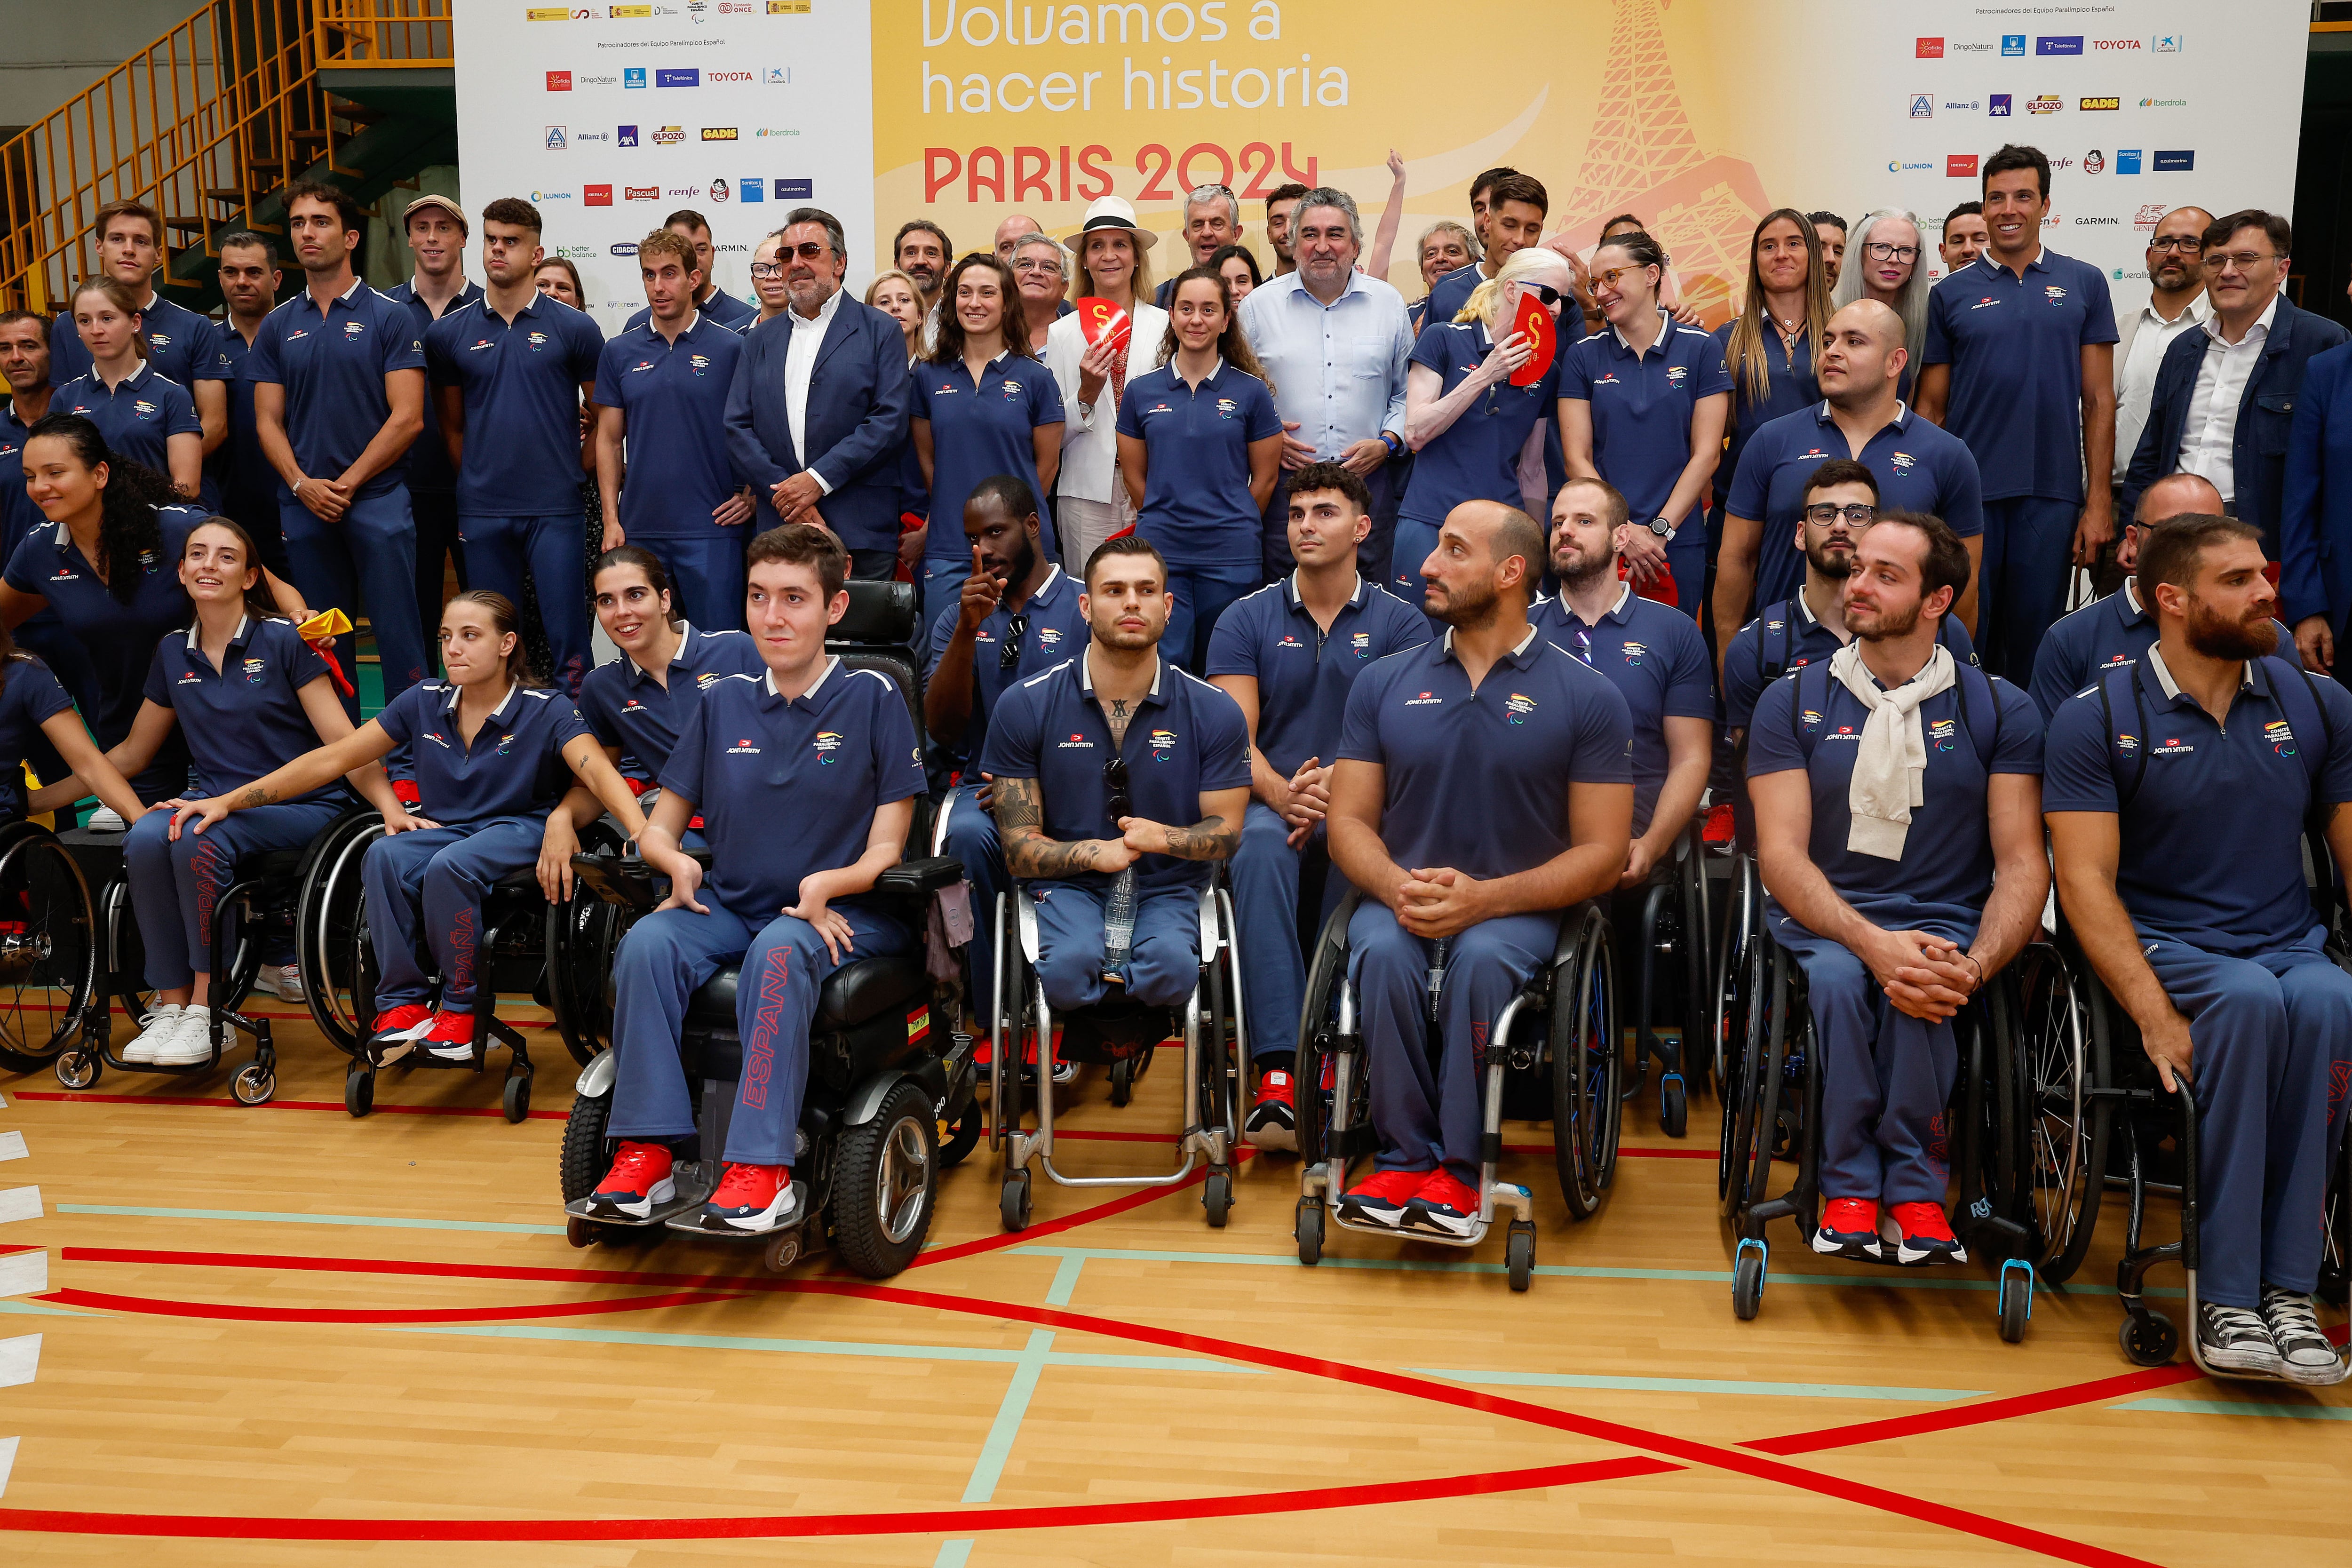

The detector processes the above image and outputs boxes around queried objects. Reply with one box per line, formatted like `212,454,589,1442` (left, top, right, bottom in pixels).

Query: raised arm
1364,150,1407,281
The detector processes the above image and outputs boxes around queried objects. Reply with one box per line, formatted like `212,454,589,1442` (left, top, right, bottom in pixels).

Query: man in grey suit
723,207,913,580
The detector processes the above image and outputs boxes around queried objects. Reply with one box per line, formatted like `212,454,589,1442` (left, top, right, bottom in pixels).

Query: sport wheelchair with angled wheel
0,820,101,1082
1291,890,1620,1291
1616,818,1710,1138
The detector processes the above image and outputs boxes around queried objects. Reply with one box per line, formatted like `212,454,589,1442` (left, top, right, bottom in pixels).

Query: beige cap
401,193,468,228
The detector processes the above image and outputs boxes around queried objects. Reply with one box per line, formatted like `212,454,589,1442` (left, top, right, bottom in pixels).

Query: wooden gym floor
0,996,2344,1567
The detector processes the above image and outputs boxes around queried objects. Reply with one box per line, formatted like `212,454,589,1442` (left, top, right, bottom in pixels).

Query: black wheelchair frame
1618,819,1709,1138
0,820,102,1081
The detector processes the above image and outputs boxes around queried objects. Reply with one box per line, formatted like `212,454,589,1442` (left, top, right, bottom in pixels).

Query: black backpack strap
1756,598,1796,685
2096,664,2151,808
1954,661,2001,764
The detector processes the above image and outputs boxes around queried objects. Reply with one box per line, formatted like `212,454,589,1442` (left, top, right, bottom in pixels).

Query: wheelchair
0,820,102,1082
988,870,1247,1229
1291,890,1620,1291
1718,911,2040,1342
49,807,374,1105
1616,818,1710,1138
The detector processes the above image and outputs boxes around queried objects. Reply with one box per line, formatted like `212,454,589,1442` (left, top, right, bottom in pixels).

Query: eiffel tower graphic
1559,0,1772,328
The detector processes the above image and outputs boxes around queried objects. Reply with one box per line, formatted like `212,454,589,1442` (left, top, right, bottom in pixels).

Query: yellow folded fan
296,609,358,697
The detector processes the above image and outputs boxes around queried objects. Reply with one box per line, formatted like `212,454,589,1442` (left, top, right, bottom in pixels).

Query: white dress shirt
2112,292,2209,483
1236,269,1413,460
2177,294,2278,502
784,285,844,493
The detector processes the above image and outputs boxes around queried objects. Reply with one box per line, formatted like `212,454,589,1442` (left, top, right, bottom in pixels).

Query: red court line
0,1456,1675,1542
41,1286,744,1325
908,1147,1244,1269
1748,1364,2207,1457
13,1090,568,1121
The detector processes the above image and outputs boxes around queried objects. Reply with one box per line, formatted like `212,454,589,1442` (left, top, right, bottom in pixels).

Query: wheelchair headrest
831,580,916,645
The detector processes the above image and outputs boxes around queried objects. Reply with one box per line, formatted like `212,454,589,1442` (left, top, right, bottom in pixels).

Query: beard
1804,539,1855,579
1552,549,1614,594
1429,573,1501,629
1849,597,1921,642
2185,597,2278,661
988,536,1037,593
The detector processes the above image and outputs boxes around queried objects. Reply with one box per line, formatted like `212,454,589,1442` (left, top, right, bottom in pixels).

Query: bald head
2138,472,2225,528
1832,297,1903,347
993,214,1042,261
1818,298,1908,408
1423,500,1543,625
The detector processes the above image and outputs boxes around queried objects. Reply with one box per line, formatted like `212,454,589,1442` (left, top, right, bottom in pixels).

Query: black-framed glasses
1863,241,1919,263
748,262,785,279
1103,756,1132,820
1804,502,1878,526
1511,283,1563,306
1569,625,1595,666
998,611,1029,671
2147,234,2202,253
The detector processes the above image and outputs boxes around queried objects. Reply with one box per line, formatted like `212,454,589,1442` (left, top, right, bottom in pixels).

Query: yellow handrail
318,0,453,68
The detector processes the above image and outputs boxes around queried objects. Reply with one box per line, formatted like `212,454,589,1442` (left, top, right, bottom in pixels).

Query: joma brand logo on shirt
726,737,763,754
1404,691,1443,706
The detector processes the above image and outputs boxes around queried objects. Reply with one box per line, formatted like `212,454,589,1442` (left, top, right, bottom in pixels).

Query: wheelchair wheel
938,1104,983,1169
1709,852,1761,1100
2018,943,2108,1284
1732,944,1799,1220
345,1064,374,1118
835,1080,938,1278
1292,898,1357,1172
560,1089,613,1204
2119,1309,2179,1367
294,815,385,1058
545,824,627,1067
1716,889,1771,1217
2322,1129,2351,1308
0,826,97,1073
1551,906,1621,1220
1295,1198,1324,1265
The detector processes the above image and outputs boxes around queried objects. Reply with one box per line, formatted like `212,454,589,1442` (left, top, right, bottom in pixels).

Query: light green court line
57,1203,567,1236
1410,1368,1986,1402
963,1329,1054,1504
366,1320,1263,1374
0,1299,83,1317
2115,1397,2352,1422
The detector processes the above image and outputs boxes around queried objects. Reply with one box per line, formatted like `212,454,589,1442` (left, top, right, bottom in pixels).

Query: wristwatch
1646,516,1675,541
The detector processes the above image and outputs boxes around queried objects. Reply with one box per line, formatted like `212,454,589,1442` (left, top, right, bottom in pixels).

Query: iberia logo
1149,728,1177,760
814,729,842,763
1504,692,1537,724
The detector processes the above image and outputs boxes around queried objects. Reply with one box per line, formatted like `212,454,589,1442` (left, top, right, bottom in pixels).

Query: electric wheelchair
1290,889,1620,1290
556,581,983,1278
1616,818,1710,1138
1716,906,2041,1341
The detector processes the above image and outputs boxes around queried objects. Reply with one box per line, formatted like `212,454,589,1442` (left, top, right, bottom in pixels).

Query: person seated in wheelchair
1205,462,1428,1150
171,589,647,1060
58,519,411,1066
573,544,763,845
587,523,926,1234
2026,473,2227,722
1327,499,1635,1236
978,534,1251,1032
1748,511,2046,1265
924,475,1091,1051
1531,476,1712,885
1720,461,1978,744
2045,514,2352,1384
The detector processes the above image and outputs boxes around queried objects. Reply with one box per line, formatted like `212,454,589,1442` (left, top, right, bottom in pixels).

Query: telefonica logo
2037,35,2082,55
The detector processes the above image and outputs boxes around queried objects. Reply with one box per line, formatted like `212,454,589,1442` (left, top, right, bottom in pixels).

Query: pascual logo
1915,37,1943,57
652,124,685,144
625,184,660,200
2027,95,2063,114
700,126,738,140
2080,97,2120,111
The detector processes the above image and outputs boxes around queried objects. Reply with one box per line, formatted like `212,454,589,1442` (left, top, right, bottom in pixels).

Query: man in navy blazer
723,207,911,580
2281,339,2352,669
2120,209,2347,569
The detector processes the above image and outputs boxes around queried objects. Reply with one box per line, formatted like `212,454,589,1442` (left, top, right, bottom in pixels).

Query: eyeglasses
1012,258,1063,275
1590,265,1653,293
1804,503,1878,526
2146,235,2202,253
1569,625,1595,666
2202,251,2279,273
1103,756,1132,821
998,611,1028,672
779,240,830,261
748,262,784,279
1863,241,1919,263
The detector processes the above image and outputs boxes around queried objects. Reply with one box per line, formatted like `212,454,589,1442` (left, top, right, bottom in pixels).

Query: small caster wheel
1109,1054,1134,1107
1203,1168,1232,1228
938,1106,983,1169
1998,1263,2032,1344
1507,1222,1536,1292
1295,1200,1324,1266
54,1047,97,1090
344,1065,374,1118
1660,1077,1688,1139
1000,1170,1033,1232
762,1228,803,1273
1732,1242,1767,1321
503,1072,532,1124
2119,1310,2179,1367
565,1215,604,1249
231,1063,275,1106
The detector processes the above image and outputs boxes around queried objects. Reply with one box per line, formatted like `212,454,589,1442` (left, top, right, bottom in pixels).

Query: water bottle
1425,937,1449,1022
1103,867,1137,980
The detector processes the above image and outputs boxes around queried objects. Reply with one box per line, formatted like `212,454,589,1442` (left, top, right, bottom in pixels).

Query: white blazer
1043,300,1170,504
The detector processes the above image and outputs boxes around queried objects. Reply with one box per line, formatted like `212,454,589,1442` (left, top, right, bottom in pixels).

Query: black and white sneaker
2259,1284,2348,1385
2196,1299,2285,1377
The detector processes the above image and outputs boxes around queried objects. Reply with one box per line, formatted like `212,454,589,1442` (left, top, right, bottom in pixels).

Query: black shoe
2196,1299,2285,1377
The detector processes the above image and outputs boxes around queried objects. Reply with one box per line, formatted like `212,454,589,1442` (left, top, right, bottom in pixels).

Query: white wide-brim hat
1065,194,1159,253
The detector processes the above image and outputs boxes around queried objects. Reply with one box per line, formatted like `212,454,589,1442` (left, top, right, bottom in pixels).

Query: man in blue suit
2282,336,2352,672
2121,209,2347,575
723,207,913,581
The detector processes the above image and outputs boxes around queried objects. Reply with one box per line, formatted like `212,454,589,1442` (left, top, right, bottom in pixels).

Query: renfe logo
1915,37,1943,57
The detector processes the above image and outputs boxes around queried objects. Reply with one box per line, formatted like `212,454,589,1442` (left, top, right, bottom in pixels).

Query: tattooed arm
992,774,1142,879
166,718,399,837
1116,785,1250,862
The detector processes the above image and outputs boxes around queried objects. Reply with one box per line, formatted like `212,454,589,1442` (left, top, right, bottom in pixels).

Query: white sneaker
147,1009,216,1067
84,806,126,833
254,964,305,1003
119,1004,183,1063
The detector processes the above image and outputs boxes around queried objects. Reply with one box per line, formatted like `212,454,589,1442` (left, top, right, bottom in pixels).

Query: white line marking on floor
0,1251,43,1298
0,1188,38,1224
0,1335,37,1390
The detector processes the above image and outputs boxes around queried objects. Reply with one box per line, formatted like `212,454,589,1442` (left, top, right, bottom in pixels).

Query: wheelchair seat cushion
685,955,923,1033
247,847,306,883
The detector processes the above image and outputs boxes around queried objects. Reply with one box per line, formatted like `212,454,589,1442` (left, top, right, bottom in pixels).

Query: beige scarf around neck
1828,640,1957,860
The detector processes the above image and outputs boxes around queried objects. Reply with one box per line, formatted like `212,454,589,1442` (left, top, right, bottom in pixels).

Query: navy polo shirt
912,351,1065,561
425,294,605,517
1337,628,1635,882
1748,664,2042,931
54,364,200,478
625,285,756,335
1727,400,1986,607
1922,250,2118,504
3,504,200,748
212,329,277,521
142,615,342,802
1423,262,1486,335
2043,653,2352,956
1398,320,1562,526
1531,584,1714,833
659,657,925,916
1558,312,1732,535
592,315,745,540
244,279,428,502
1205,572,1430,778
1722,590,1979,731
385,279,485,497
923,563,1091,764
978,653,1253,892
1709,322,1820,503
578,623,765,782
0,656,75,819
371,679,593,829
49,290,227,394
0,403,51,565
1115,358,1282,567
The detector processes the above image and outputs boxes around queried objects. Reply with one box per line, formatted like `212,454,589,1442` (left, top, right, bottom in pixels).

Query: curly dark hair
24,413,183,605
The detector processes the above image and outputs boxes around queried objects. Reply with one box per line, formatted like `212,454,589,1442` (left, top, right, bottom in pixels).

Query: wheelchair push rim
0,825,97,1070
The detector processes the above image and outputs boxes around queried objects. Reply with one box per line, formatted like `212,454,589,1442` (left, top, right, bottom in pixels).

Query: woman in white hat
1043,196,1170,569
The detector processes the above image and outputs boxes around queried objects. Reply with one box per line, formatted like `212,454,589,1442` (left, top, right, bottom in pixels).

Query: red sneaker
1244,1068,1296,1151
588,1141,675,1218
1701,801,1736,845
1890,1201,1966,1265
705,1162,800,1233
1812,1196,1882,1260
367,1003,432,1049
418,1009,477,1059
1404,1168,1482,1237
1337,1168,1424,1228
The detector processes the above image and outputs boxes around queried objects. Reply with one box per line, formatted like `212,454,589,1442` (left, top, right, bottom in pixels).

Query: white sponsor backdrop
453,1,875,334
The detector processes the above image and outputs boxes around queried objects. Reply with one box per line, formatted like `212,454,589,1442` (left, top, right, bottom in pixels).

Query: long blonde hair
1454,246,1573,330
1722,208,1830,406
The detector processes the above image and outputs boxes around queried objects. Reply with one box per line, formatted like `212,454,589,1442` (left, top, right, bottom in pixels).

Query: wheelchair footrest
566,1177,711,1228
663,1180,812,1239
